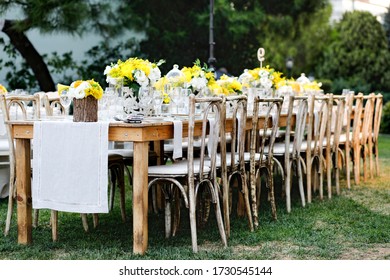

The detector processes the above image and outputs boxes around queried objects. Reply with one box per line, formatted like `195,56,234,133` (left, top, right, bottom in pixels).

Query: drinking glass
59,89,71,115
169,87,182,114
138,87,153,115
109,78,124,117
180,88,191,114
152,90,163,116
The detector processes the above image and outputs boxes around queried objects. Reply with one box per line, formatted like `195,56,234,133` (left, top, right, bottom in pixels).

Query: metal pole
208,0,216,70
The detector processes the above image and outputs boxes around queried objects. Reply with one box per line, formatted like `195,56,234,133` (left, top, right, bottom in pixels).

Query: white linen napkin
172,119,183,159
32,121,109,213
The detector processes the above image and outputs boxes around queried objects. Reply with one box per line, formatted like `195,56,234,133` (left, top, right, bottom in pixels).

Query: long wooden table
10,115,290,255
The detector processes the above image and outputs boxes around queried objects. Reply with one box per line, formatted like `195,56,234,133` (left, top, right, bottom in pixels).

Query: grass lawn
0,136,389,260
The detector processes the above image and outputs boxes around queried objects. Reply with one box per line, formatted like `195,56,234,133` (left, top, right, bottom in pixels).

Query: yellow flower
105,57,164,89
63,79,103,100
216,75,242,95
57,83,70,94
0,84,8,94
85,79,103,100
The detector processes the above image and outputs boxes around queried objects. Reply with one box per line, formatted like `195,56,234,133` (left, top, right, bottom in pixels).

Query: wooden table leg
133,141,149,254
16,139,32,244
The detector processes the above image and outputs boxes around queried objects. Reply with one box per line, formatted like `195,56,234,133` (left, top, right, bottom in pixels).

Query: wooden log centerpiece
73,95,98,122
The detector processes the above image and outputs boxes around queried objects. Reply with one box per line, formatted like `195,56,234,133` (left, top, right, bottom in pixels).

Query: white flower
260,78,272,89
190,77,207,91
134,70,149,87
259,69,269,78
149,67,161,85
69,81,90,99
103,65,112,76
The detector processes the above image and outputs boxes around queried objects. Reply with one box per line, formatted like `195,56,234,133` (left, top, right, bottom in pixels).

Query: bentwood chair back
0,93,41,236
327,94,346,196
303,93,330,202
221,94,252,238
272,94,308,213
250,96,283,228
349,94,364,185
372,93,383,176
360,94,376,182
42,91,66,116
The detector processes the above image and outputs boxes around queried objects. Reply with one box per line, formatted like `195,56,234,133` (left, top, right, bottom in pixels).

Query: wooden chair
371,93,383,176
0,93,41,236
42,91,66,116
359,93,376,183
272,94,308,213
338,92,361,188
303,94,330,202
249,96,283,228
327,94,346,196
219,95,252,238
147,94,227,253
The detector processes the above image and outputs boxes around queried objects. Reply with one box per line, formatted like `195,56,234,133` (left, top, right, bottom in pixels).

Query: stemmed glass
138,87,153,115
169,87,182,114
180,88,191,114
152,90,163,117
59,89,72,116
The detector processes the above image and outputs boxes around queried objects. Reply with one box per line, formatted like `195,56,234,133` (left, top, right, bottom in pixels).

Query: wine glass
152,90,163,117
169,87,182,114
180,88,191,114
138,87,153,115
59,90,71,116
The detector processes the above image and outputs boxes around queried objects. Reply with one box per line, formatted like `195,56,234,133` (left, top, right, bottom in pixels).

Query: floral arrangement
214,74,242,95
181,59,216,93
0,84,7,94
276,77,322,95
57,80,103,100
104,57,164,92
239,66,285,90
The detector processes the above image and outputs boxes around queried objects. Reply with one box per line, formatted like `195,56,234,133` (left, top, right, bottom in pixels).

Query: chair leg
4,183,14,236
363,144,368,182
345,142,351,189
51,210,58,242
214,201,228,248
252,171,260,228
109,170,115,211
81,214,89,232
188,187,198,253
268,171,277,220
327,152,332,200
241,176,253,232
375,142,380,176
368,139,374,179
297,161,306,208
164,199,172,238
172,188,181,237
353,145,361,185
285,163,291,213
92,214,99,228
319,158,324,200
306,157,312,203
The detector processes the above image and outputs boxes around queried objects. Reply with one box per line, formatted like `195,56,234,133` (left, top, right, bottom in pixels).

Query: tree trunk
1,20,55,91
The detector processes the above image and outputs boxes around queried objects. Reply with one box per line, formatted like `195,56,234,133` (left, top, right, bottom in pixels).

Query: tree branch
2,19,55,91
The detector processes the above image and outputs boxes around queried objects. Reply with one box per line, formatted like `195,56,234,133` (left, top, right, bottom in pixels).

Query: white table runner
32,121,109,213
